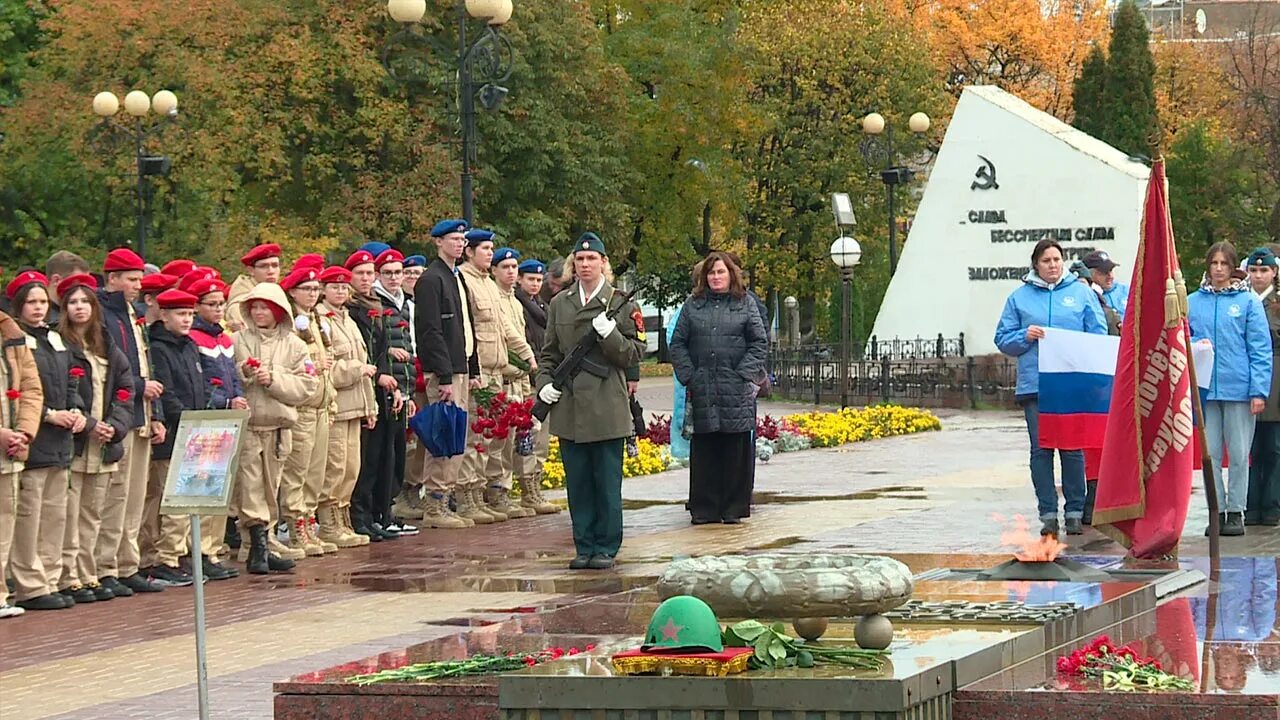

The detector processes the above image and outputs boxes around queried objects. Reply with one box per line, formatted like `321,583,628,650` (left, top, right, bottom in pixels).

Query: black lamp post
91,89,178,258
384,0,515,225
828,236,862,409
858,111,930,276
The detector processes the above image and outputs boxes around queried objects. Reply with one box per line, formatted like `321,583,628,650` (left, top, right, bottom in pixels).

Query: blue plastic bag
667,306,689,461
409,402,468,458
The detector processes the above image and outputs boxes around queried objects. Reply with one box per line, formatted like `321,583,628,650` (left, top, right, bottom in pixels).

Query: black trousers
688,431,754,522
352,396,406,525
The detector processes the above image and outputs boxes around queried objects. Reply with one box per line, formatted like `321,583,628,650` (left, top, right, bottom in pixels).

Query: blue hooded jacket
1187,277,1272,401
1102,282,1129,320
994,270,1108,397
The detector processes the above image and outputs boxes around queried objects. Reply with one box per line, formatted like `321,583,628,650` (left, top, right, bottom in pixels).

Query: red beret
140,273,178,296
160,259,197,278
344,250,375,270
280,266,321,292
5,270,48,301
177,267,219,294
319,266,352,284
103,248,145,274
185,278,224,299
375,249,405,269
157,289,198,310
240,243,282,267
294,253,325,272
56,273,98,300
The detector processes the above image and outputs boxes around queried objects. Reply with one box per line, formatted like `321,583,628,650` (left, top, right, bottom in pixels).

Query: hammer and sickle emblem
971,155,999,191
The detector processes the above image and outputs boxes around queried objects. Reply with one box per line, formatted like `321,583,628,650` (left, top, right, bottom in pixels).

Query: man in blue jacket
1082,251,1129,321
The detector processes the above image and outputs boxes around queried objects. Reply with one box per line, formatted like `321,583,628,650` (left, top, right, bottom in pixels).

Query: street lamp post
829,236,862,409
783,295,798,347
859,111,929,276
384,0,515,224
91,89,179,258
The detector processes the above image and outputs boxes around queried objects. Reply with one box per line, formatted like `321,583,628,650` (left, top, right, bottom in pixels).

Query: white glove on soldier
538,384,563,404
592,313,617,339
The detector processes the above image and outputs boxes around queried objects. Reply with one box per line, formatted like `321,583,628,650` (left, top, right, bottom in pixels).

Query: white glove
294,314,310,332
538,384,563,404
592,313,617,339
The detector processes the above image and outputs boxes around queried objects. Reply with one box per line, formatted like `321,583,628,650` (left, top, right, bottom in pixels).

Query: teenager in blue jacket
994,238,1107,537
1188,241,1273,537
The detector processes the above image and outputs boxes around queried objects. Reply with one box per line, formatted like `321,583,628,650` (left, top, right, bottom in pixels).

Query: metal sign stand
189,515,211,720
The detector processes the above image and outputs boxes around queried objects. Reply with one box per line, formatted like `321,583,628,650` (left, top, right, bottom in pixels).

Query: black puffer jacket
670,292,768,434
22,324,79,469
148,322,207,461
68,338,134,465
516,287,546,354
98,290,156,428
374,284,415,393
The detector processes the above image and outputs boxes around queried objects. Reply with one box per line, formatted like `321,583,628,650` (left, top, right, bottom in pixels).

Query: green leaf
731,620,769,642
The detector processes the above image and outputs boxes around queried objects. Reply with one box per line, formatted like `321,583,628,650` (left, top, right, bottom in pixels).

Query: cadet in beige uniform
0,304,45,617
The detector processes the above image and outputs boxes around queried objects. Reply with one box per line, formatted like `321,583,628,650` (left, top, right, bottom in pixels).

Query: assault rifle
532,288,638,422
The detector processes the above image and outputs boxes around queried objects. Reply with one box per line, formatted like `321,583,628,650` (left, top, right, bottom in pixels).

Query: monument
871,85,1150,357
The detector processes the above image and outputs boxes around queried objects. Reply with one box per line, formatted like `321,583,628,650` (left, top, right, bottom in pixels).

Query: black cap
1081,251,1118,272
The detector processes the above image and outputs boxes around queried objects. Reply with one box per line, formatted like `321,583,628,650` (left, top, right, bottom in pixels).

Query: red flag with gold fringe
1093,159,1195,558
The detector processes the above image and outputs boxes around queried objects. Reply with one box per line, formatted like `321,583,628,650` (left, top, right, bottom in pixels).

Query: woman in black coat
670,252,768,524
57,277,134,603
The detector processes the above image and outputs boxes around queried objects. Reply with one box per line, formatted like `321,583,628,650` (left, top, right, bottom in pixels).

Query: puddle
753,486,927,504
751,536,807,550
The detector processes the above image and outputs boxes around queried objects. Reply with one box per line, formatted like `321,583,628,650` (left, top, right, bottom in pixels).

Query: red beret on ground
294,253,325,272
375,249,405,269
185,278,223,299
160,259,197,278
344,250,375,270
240,243,282,267
280,266,321,292
319,266,352,284
56,273,98,299
103,248,145,274
157,289,198,310
140,273,179,296
5,270,47,301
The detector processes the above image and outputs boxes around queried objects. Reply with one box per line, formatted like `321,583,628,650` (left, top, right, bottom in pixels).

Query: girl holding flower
0,294,44,619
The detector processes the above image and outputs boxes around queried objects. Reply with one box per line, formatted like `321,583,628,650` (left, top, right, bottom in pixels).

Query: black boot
267,553,295,572
225,517,241,551
247,526,270,575
1083,480,1097,526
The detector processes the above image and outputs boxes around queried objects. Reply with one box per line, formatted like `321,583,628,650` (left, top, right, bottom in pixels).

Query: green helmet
642,596,723,653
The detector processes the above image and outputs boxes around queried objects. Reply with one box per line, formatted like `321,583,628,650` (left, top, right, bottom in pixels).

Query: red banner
1093,159,1195,558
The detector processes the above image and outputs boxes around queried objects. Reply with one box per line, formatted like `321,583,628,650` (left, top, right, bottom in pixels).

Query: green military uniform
536,234,644,565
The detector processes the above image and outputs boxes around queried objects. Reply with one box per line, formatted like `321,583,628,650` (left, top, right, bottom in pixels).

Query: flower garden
538,405,943,490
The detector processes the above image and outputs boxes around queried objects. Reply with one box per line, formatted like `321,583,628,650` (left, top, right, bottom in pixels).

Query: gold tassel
1164,278,1179,329
1174,269,1188,317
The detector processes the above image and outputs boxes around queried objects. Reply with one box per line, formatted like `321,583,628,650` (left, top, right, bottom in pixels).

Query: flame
997,514,1068,562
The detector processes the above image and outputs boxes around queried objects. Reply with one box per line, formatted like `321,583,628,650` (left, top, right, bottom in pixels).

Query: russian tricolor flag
1039,328,1214,451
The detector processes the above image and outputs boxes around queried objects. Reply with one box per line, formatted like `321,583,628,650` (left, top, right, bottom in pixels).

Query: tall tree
0,0,44,107
1071,44,1107,138
1102,0,1158,157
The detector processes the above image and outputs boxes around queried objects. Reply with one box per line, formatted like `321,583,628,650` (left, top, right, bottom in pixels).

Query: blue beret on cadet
430,219,468,238
574,232,606,256
465,228,496,247
359,241,392,257
491,247,521,267
1247,247,1279,268
518,259,545,275
403,254,427,269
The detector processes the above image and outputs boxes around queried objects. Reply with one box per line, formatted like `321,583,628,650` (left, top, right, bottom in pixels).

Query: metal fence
863,333,966,361
771,345,1019,409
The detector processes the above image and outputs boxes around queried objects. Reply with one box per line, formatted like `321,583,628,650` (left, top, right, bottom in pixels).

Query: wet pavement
2,390,1278,719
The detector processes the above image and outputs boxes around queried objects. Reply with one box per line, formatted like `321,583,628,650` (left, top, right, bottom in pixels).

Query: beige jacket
0,310,43,472
232,283,319,431
322,301,376,422
224,274,256,332
460,263,534,377
293,304,337,411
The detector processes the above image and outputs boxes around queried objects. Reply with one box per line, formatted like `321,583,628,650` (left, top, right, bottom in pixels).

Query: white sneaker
387,521,419,536
0,602,26,618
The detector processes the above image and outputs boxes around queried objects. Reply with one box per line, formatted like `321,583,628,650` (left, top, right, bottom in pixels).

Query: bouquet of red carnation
470,386,536,452
1055,634,1191,692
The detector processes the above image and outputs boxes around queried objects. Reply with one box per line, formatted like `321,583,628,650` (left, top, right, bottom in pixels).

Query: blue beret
430,219,468,238
574,232,606,256
1248,247,1278,268
518,259,545,275
359,241,391,257
465,228,496,247
402,254,427,268
491,247,521,267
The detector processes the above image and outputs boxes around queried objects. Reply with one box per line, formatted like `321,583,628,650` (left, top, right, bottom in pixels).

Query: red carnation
367,309,379,319
399,321,409,329
383,309,394,317
246,357,261,369
135,317,145,326
210,377,224,387
116,389,132,403
5,389,20,400
326,311,336,318
69,367,86,379
474,443,486,453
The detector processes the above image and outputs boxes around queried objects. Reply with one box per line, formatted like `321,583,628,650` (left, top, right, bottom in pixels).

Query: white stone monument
870,85,1150,357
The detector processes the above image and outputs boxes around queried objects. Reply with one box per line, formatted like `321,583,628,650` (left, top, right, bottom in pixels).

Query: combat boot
473,484,508,521
455,486,496,524
392,486,427,521
518,477,560,514
339,506,371,546
247,526,270,575
487,485,534,518
316,505,365,549
308,517,338,554
420,491,471,529
289,518,325,557
269,533,306,561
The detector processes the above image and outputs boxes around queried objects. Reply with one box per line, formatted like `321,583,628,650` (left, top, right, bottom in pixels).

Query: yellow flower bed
533,406,940,489
783,405,942,448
